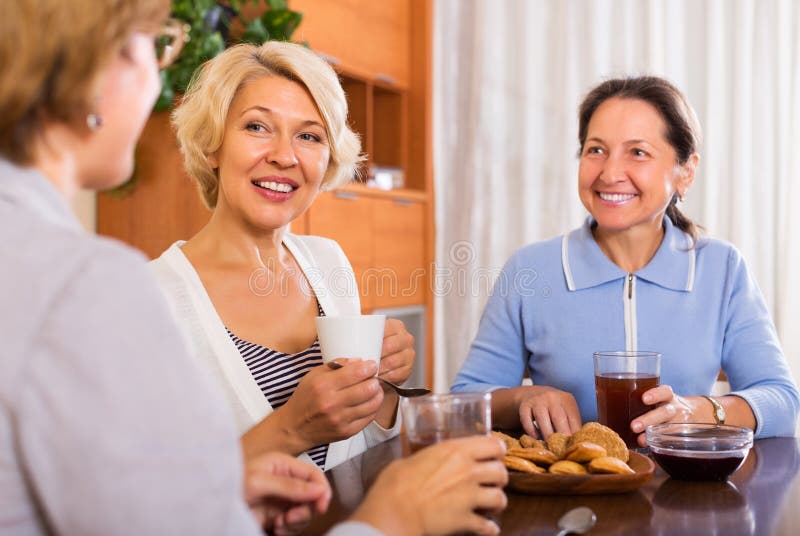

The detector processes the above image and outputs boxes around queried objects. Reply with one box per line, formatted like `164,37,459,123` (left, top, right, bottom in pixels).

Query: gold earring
678,193,685,203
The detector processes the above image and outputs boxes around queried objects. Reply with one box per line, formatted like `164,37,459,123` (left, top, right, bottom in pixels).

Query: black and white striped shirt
227,308,328,469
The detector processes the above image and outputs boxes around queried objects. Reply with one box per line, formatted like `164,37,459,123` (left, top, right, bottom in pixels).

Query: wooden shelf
335,183,427,203
336,70,409,188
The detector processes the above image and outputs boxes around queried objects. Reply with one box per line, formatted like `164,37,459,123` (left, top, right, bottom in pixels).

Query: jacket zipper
624,273,637,352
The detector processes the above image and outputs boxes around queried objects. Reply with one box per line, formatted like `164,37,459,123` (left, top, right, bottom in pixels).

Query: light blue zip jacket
452,217,799,438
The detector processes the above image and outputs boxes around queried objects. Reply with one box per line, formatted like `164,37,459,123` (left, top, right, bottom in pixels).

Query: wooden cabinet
97,113,210,259
371,197,425,307
306,189,427,312
304,190,375,308
338,74,409,179
290,0,410,86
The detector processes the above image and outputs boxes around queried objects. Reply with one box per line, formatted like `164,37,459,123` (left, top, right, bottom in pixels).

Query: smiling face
208,74,330,231
578,97,695,235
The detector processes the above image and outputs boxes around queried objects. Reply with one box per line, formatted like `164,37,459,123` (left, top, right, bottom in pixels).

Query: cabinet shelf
336,68,410,189
334,182,427,203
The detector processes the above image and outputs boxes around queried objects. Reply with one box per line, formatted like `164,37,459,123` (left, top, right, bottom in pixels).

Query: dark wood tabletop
307,436,800,535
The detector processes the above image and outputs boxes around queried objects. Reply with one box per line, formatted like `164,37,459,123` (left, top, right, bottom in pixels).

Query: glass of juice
594,351,661,448
400,392,491,454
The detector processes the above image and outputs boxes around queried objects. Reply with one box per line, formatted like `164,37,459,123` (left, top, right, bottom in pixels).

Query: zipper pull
628,273,633,299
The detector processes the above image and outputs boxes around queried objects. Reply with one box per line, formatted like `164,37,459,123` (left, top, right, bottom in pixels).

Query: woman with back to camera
452,76,799,446
0,2,509,534
0,0,334,532
149,41,414,469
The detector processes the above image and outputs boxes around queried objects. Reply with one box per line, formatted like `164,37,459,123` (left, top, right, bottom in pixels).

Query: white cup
315,315,386,369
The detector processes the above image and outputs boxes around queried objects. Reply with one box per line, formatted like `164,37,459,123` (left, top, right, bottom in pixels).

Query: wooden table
307,437,800,535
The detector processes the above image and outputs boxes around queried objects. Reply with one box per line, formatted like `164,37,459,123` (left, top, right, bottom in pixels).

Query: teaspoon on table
326,361,431,397
555,506,596,536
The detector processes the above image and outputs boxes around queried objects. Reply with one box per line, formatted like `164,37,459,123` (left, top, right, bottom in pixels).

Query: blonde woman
150,41,414,470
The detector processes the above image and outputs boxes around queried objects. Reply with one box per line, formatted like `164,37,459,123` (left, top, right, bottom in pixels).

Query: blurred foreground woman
0,1,507,535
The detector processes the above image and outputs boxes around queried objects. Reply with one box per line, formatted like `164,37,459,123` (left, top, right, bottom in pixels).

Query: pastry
587,456,635,475
503,455,545,474
548,460,589,475
492,430,521,450
546,432,571,459
569,422,629,462
564,441,607,463
507,447,558,467
520,434,547,450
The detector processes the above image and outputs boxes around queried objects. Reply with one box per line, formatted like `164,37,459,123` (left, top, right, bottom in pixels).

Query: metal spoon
555,506,596,536
326,361,431,397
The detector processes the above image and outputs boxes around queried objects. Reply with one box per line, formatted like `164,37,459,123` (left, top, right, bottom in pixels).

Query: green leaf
242,17,268,45
154,70,175,111
261,10,302,41
267,0,288,10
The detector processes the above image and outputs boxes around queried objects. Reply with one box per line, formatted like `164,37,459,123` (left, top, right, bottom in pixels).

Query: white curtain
432,0,800,394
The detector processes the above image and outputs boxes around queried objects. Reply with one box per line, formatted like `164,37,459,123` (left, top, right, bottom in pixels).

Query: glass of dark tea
594,351,661,448
400,393,492,454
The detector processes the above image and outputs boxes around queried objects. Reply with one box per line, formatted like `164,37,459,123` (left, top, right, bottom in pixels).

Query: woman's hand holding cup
277,358,383,451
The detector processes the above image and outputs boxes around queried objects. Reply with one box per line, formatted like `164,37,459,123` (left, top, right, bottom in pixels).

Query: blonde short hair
173,41,363,209
0,0,168,165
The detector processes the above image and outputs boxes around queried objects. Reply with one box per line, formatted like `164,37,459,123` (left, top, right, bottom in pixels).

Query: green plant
155,0,302,111
106,0,302,199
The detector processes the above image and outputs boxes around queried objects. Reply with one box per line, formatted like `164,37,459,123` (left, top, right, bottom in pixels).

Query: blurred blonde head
0,0,168,165
173,41,363,209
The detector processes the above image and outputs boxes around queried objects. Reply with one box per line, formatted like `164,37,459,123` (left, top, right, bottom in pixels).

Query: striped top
227,306,328,469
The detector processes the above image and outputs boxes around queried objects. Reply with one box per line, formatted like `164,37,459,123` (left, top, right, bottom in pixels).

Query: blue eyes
299,133,321,142
244,122,322,143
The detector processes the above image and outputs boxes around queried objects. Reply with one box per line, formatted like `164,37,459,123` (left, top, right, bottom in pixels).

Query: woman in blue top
452,76,799,446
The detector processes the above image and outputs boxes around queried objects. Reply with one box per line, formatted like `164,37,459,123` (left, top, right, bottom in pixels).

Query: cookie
503,455,545,474
546,432,571,459
564,441,607,463
520,434,547,450
548,460,589,475
587,456,635,475
569,422,629,462
507,447,558,467
492,430,521,451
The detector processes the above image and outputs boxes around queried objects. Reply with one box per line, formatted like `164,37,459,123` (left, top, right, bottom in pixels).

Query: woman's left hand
378,318,415,386
245,452,332,535
629,384,709,447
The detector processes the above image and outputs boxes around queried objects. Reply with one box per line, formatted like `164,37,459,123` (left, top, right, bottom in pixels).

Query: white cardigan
149,233,400,470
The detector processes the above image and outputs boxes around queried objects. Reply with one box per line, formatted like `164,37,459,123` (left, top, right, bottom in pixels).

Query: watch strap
703,395,726,425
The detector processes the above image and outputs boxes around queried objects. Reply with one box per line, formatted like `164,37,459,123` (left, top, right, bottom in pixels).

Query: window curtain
432,0,800,395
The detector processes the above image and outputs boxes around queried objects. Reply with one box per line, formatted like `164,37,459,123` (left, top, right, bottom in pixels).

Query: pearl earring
86,113,103,131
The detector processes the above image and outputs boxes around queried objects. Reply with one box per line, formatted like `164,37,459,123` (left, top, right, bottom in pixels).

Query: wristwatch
703,395,726,425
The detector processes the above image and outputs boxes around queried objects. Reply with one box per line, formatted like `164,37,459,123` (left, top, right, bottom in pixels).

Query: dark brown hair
0,0,169,165
578,76,702,246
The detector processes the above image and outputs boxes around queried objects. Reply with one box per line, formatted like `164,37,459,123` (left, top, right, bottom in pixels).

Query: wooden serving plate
506,451,655,495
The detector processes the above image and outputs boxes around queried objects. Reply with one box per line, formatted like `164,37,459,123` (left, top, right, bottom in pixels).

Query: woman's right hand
349,435,508,536
275,358,384,452
517,386,582,439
